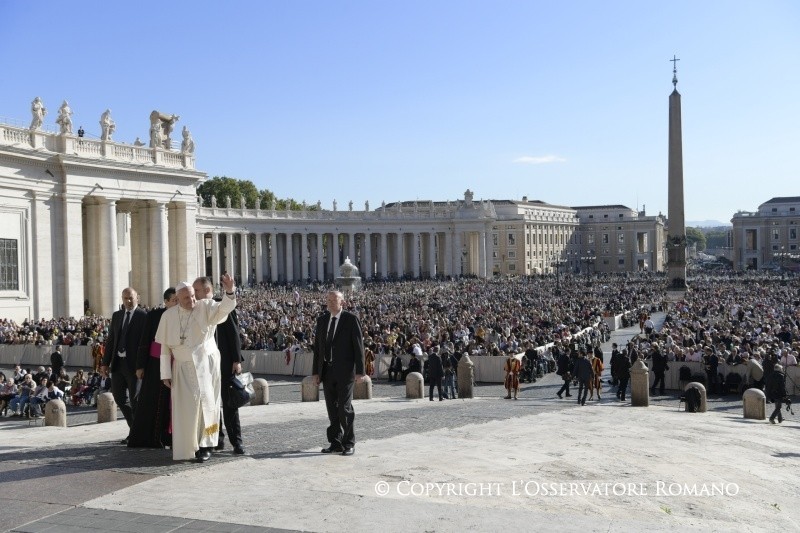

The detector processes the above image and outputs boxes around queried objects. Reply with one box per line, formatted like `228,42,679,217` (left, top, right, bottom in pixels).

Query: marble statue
225,196,231,209
211,195,217,208
240,195,246,209
365,200,369,211
316,200,322,210
149,121,163,148
149,110,180,149
464,189,474,206
180,126,195,154
269,198,275,211
381,201,386,210
133,137,146,146
302,200,307,212
29,97,46,131
348,200,353,211
333,199,337,211
55,100,72,134
256,197,261,210
100,109,115,141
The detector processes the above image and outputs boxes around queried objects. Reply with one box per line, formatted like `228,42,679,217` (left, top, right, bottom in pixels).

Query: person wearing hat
765,363,787,424
155,274,237,462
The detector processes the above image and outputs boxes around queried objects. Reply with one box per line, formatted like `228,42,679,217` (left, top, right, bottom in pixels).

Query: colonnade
198,228,492,284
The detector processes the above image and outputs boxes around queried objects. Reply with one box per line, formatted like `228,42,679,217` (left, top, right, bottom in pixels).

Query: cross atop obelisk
666,55,687,291
670,55,680,88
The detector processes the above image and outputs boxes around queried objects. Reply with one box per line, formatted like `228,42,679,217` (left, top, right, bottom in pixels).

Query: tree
199,176,320,210
685,227,707,251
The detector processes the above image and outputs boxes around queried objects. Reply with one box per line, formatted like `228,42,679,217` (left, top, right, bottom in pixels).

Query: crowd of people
1,271,797,421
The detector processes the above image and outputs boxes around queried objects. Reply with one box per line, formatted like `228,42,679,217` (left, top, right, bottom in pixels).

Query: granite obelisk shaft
667,87,687,289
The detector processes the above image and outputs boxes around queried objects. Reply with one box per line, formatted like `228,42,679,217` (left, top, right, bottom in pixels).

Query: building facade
731,196,800,271
0,105,204,322
1,104,666,323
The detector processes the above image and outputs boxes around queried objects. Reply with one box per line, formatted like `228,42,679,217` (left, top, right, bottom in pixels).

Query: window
618,234,624,243
526,234,530,245
619,214,623,218
773,229,780,241
618,247,625,254
602,234,609,244
604,214,609,219
508,251,516,259
492,251,498,258
0,239,19,291
508,264,516,271
772,245,779,251
589,215,594,219
508,233,516,246
791,228,797,240
492,234,498,246
618,259,625,265
588,234,595,245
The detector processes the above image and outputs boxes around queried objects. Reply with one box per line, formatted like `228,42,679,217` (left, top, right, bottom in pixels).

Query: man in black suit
193,277,245,455
50,346,64,383
312,290,365,456
102,287,147,444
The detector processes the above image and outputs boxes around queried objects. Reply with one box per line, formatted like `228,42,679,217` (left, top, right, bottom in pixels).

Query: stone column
255,233,264,284
270,232,278,282
348,232,356,263
285,233,294,282
441,232,451,277
174,202,198,283
225,232,235,280
100,198,119,317
300,232,309,281
316,232,325,281
363,232,372,279
149,201,169,306
31,192,54,319
453,230,463,276
331,233,341,279
395,232,404,277
240,231,249,286
412,232,420,278
478,230,487,278
211,232,220,288
379,232,388,279
83,199,100,314
427,231,436,278
197,233,206,277
167,203,179,284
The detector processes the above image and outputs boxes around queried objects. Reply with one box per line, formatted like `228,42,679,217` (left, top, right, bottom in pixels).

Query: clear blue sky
2,1,798,224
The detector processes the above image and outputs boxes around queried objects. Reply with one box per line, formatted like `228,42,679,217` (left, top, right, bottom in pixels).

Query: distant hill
687,220,731,228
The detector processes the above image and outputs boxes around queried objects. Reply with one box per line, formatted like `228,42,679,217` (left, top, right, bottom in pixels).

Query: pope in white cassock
155,274,237,462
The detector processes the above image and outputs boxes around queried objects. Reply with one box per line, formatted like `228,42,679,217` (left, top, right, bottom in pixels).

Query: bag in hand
226,372,254,409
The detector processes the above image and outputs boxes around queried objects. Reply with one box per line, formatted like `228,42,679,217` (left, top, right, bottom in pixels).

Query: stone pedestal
630,360,650,407
684,382,708,413
251,378,269,405
97,392,117,423
354,376,373,400
457,354,475,399
742,388,766,420
405,372,424,399
44,399,67,427
301,376,319,402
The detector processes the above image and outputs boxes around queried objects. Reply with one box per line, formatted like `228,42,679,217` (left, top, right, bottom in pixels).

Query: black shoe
321,445,344,454
120,438,129,445
215,442,225,451
557,393,562,399
341,447,355,456
195,449,212,463
770,418,776,424
565,394,572,397
233,446,245,455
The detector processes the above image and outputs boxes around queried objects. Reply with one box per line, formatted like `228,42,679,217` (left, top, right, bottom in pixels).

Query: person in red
504,354,521,400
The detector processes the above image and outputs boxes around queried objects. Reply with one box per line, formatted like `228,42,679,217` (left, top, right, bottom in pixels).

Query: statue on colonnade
29,97,46,130
56,100,73,134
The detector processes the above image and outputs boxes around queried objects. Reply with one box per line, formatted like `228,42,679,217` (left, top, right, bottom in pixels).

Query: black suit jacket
312,310,365,380
215,306,243,377
136,307,167,371
103,307,147,372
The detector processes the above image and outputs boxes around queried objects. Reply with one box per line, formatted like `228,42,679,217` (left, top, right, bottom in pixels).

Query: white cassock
155,295,236,460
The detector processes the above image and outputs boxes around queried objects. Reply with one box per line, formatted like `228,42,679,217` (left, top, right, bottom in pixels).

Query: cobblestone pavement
2,312,773,532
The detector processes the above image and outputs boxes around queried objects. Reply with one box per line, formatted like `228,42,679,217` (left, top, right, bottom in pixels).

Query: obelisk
666,55,687,290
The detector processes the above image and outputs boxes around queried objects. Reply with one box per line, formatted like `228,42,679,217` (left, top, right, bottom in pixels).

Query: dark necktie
325,316,337,363
118,311,131,353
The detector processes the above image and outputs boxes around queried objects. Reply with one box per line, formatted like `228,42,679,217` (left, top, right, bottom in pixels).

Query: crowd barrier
645,360,800,395
0,345,94,369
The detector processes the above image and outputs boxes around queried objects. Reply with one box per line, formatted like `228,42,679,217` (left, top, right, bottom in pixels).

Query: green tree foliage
686,226,707,251
704,229,729,249
198,176,315,210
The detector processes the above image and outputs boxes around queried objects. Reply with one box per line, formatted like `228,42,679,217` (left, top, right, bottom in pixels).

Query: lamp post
550,253,565,294
581,254,596,285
